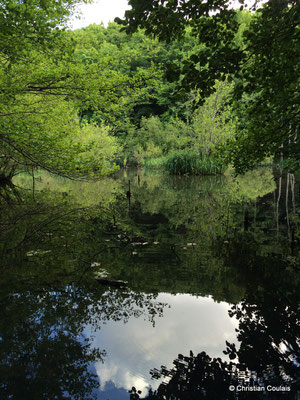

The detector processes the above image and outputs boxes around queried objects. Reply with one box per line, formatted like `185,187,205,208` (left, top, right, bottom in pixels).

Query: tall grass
165,151,226,175
144,151,226,175
143,157,166,170
198,155,227,175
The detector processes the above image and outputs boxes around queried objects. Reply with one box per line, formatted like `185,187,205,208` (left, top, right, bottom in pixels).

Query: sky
68,0,258,30
84,293,239,397
69,0,131,30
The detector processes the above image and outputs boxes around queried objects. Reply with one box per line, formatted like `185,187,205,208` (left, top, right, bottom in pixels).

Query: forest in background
0,0,299,180
72,21,239,175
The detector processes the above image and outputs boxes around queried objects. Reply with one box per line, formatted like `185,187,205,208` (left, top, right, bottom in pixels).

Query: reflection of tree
2,169,299,399
0,184,167,399
2,168,280,304
224,300,299,384
139,346,298,399
0,290,104,400
140,289,299,399
118,168,275,243
0,285,167,400
13,171,123,207
149,352,236,400
0,181,127,280
137,212,300,399
103,168,278,301
218,226,299,392
0,179,21,204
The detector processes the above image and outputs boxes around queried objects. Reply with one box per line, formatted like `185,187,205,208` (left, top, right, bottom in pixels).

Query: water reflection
140,284,299,399
88,294,238,396
0,168,298,399
0,285,167,399
0,287,104,399
128,274,299,399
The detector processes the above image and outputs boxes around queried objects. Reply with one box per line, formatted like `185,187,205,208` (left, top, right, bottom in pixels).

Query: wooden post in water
126,180,131,209
244,209,250,231
32,167,35,201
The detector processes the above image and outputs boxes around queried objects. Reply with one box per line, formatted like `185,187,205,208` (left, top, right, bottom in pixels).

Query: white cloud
68,0,263,31
69,0,131,30
85,293,239,396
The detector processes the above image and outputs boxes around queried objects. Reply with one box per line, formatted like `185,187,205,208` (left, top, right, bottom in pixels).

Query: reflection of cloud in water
86,293,238,396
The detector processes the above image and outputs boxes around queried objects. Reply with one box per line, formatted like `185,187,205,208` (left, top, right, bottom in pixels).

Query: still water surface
0,168,299,399
88,294,238,397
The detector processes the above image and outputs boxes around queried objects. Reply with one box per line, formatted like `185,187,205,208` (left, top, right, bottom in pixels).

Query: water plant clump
149,151,227,175
143,157,166,170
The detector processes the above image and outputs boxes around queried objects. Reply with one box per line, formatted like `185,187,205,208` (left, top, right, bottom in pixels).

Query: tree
71,23,199,132
117,0,300,173
0,0,128,179
222,2,300,173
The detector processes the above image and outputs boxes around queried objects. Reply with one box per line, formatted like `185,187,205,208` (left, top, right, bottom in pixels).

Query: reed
164,151,226,175
143,157,166,170
144,151,227,175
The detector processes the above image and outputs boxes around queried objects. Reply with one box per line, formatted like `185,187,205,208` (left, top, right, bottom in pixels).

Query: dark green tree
117,0,300,173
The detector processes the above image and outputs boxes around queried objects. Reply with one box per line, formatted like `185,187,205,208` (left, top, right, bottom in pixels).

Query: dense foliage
118,0,300,173
70,23,237,170
0,0,131,178
1,0,298,177
0,0,241,178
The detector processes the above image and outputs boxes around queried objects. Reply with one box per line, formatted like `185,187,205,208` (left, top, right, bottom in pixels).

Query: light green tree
0,0,130,179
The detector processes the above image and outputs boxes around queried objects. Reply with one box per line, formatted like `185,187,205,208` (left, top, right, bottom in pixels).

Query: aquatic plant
164,151,226,175
143,157,166,170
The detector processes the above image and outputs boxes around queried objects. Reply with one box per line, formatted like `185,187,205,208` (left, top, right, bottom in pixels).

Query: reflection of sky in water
85,293,239,398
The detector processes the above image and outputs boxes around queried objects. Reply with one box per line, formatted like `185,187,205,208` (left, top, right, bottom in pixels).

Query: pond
0,168,299,399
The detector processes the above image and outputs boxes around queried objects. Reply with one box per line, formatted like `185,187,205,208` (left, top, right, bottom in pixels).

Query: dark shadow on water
0,169,299,399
